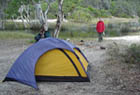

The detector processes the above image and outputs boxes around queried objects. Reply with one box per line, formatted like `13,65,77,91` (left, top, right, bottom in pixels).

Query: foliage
63,0,83,17
47,1,58,18
108,43,140,64
4,0,140,21
120,23,131,34
125,44,140,64
4,0,33,18
69,7,92,22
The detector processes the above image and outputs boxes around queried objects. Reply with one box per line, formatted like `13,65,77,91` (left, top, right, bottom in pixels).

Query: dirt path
0,37,140,95
105,35,140,43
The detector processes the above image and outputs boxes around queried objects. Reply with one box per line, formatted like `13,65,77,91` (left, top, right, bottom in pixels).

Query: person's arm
103,22,105,32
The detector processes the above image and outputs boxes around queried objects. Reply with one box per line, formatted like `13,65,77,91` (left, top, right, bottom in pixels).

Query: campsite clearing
0,38,140,95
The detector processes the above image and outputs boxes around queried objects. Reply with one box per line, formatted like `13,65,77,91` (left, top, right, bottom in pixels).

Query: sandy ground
0,36,140,95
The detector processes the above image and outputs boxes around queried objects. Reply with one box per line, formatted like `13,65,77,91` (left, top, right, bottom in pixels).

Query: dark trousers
98,33,103,42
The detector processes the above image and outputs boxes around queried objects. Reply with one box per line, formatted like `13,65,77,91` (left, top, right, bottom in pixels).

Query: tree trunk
54,0,64,38
0,0,7,30
18,5,28,28
34,2,51,33
31,0,55,36
35,3,45,25
24,5,32,27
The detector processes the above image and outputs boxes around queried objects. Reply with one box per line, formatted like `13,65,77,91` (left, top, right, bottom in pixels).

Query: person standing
96,18,105,42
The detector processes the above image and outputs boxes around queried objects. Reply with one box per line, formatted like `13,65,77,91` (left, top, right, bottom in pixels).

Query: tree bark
34,1,54,32
35,3,45,25
54,0,64,38
18,5,28,28
0,0,7,30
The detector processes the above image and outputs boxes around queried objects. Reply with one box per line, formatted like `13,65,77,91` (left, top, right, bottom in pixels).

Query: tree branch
45,3,50,16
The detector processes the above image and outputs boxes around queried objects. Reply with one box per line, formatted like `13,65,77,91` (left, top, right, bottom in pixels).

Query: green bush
117,13,131,18
120,23,131,34
100,9,111,17
87,6,111,18
108,43,140,65
125,44,140,64
70,10,92,23
48,13,57,19
91,8,101,17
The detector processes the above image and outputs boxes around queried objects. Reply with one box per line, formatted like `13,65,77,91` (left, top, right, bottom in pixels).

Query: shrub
125,44,140,64
100,9,111,17
108,43,140,64
87,6,111,18
117,13,131,18
48,13,57,19
70,9,92,23
120,23,131,34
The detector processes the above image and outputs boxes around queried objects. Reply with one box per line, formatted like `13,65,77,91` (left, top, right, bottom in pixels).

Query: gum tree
5,0,64,38
54,0,64,38
32,0,56,33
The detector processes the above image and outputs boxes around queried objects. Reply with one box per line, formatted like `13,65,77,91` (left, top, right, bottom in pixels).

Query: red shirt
96,21,105,33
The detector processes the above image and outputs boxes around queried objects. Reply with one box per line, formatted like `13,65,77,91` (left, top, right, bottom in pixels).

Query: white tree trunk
34,2,52,32
35,3,45,25
44,3,51,31
34,0,55,32
54,0,64,38
18,5,28,28
31,0,55,36
24,5,32,26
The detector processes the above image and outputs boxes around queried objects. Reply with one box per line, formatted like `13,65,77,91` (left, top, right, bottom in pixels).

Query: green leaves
126,44,140,64
70,8,92,22
4,0,140,20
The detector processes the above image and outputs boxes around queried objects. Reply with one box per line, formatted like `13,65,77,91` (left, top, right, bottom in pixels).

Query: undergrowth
108,42,140,64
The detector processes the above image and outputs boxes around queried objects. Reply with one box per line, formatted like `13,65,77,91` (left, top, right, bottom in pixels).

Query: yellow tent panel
64,49,87,77
35,49,78,76
35,48,89,82
74,49,88,71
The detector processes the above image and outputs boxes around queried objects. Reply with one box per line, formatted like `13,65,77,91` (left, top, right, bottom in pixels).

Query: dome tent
3,38,90,89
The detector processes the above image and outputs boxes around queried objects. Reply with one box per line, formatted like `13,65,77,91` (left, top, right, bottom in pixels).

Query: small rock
100,46,106,50
80,40,84,42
